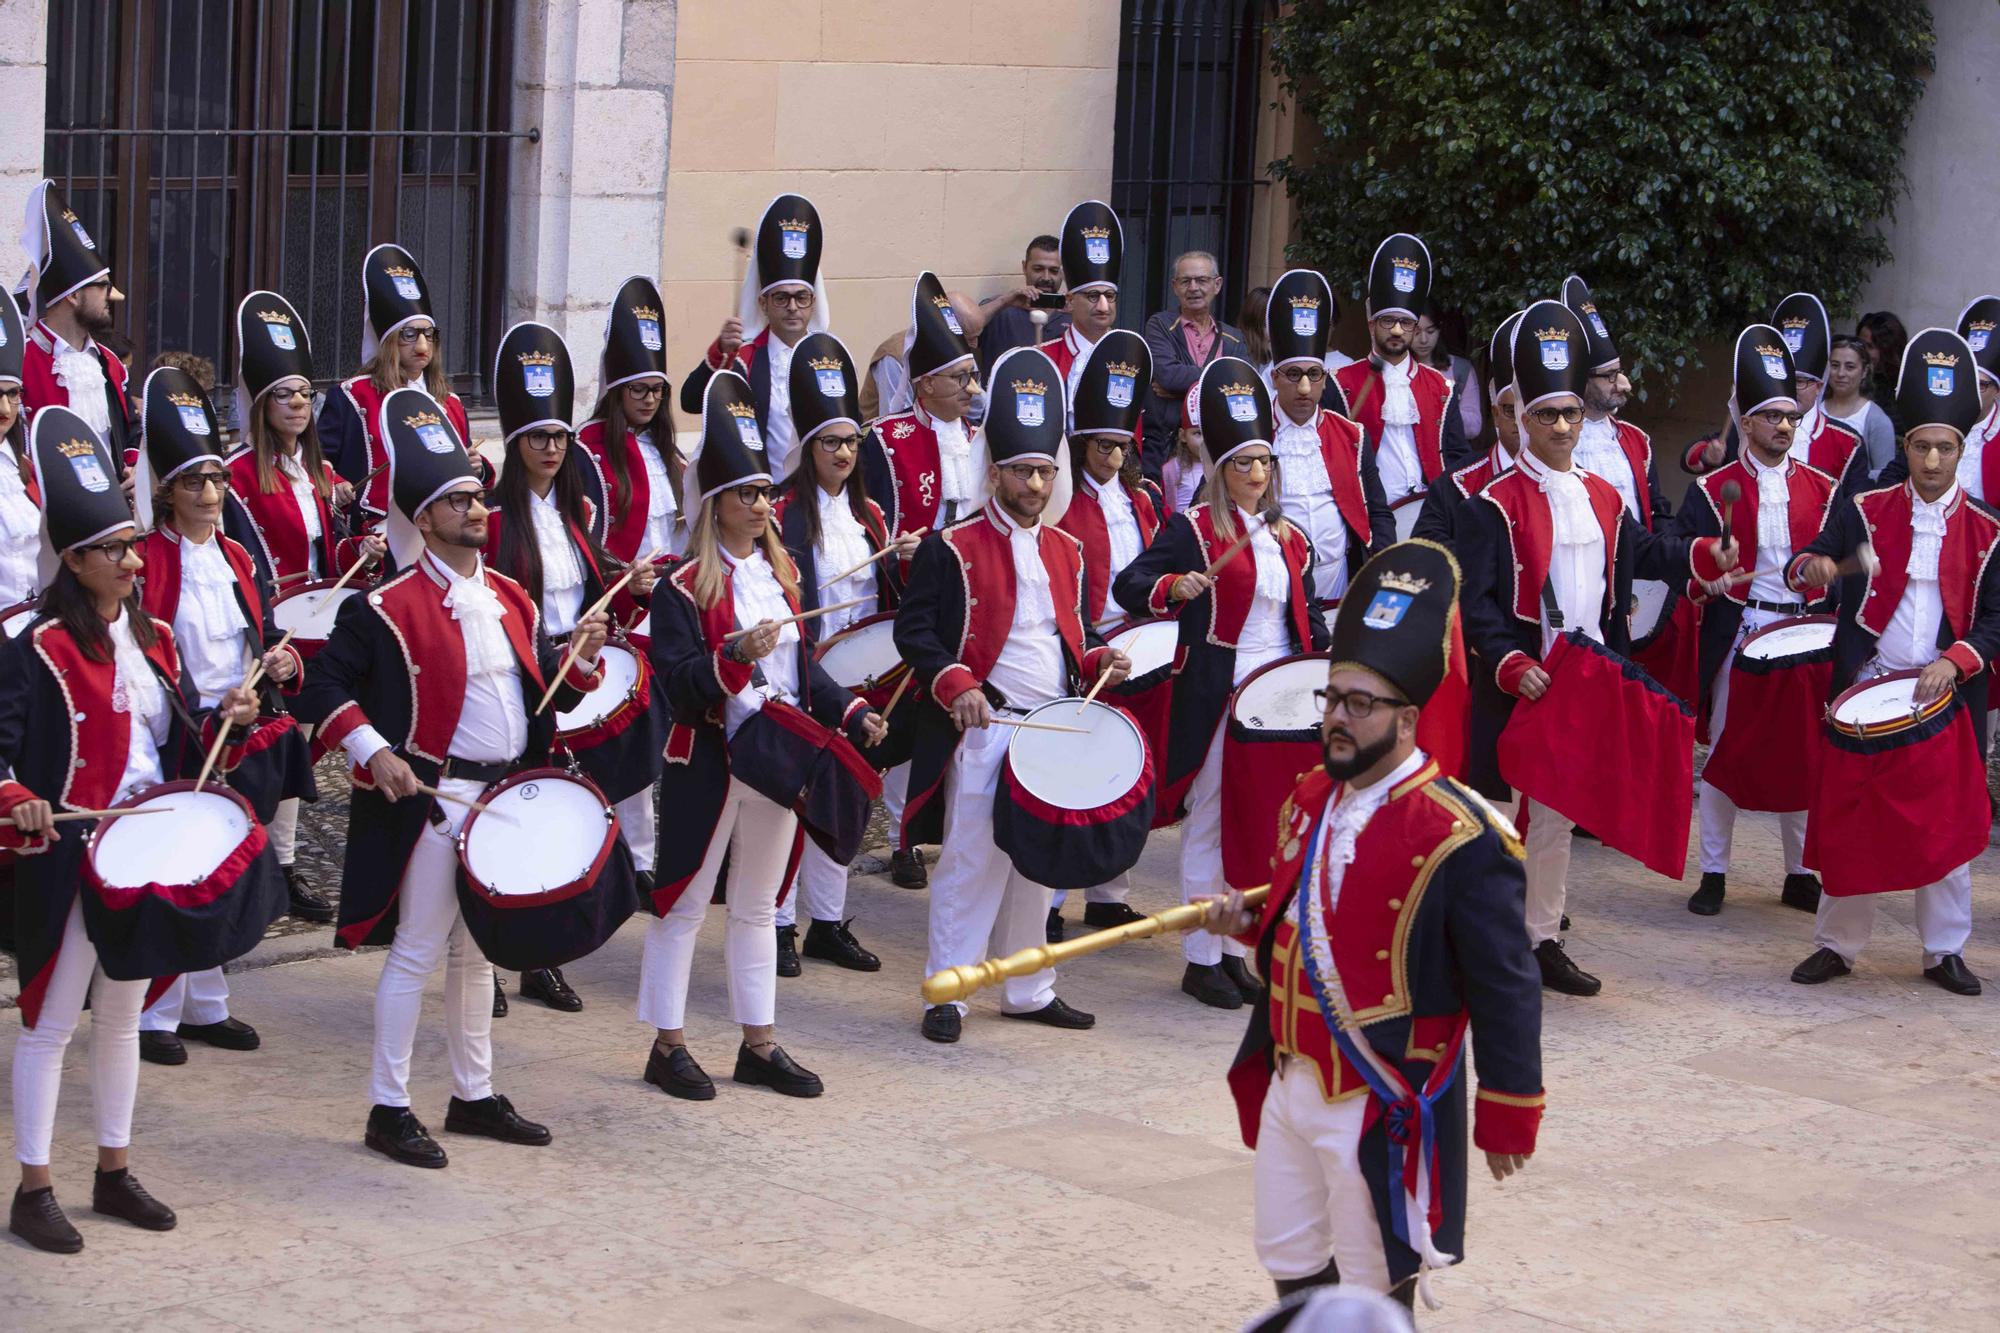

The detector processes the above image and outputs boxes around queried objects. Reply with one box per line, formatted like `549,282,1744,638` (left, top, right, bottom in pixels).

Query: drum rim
1387,492,1425,511
811,610,907,690
1005,696,1152,814
0,595,39,621
270,576,359,604
455,765,618,907
553,640,647,739
1827,667,1954,738
1229,650,1333,729
1103,616,1180,678
84,778,261,896
1737,612,1837,662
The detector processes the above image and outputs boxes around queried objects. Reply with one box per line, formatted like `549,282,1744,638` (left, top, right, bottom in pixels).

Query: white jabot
722,548,801,740
176,530,251,706
1958,404,1999,500
275,451,324,577
1235,507,1292,677
1374,356,1424,499
984,506,1066,710
527,487,585,635
1087,474,1142,623
816,487,877,631
108,608,168,801
763,336,800,478
632,428,682,558
1877,485,1954,673
1516,448,1607,651
1908,482,1954,582
431,554,530,762
0,445,41,602
1274,416,1334,494
1273,412,1349,601
48,328,111,438
1573,416,1640,520
1740,451,1799,605
929,406,978,508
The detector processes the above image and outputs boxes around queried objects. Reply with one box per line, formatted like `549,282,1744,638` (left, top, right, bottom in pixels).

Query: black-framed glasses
1276,365,1327,386
1908,437,1963,459
81,538,137,562
1750,409,1805,427
1373,316,1416,333
1495,402,1518,422
926,367,978,391
730,483,776,506
1528,406,1585,426
1226,452,1274,474
624,381,666,400
1313,686,1408,720
398,324,439,344
0,386,21,403
433,490,482,515
814,433,864,454
173,470,232,494
82,278,113,294
1174,273,1220,288
520,430,570,453
1087,438,1126,457
1589,367,1624,382
1075,290,1115,307
767,289,815,310
1002,464,1058,484
265,385,312,405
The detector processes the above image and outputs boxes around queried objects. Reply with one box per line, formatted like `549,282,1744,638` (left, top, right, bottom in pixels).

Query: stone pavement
3,810,2000,1331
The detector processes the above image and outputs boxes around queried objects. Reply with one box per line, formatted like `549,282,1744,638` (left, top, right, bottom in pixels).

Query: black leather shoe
519,968,583,1012
1219,954,1261,1004
1781,873,1823,913
283,864,336,923
365,1105,448,1169
138,1031,186,1066
1082,900,1146,929
91,1168,176,1231
1534,939,1602,996
890,847,928,889
1790,947,1852,985
776,925,802,978
10,1186,81,1253
178,1016,260,1051
803,917,881,971
734,1043,824,1097
444,1094,552,1145
491,975,508,1018
1561,914,1571,932
921,1005,962,1043
1924,954,1982,996
1182,962,1243,1010
1687,872,1726,916
644,1043,716,1100
1045,907,1065,944
1001,996,1095,1029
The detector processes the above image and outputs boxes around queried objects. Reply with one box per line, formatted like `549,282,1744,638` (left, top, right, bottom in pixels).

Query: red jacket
1333,357,1455,484
1057,474,1161,622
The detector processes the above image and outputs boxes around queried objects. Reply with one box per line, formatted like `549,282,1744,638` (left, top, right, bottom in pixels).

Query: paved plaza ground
3,807,1999,1331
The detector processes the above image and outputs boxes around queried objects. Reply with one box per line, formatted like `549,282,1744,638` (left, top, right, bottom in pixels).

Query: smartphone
1031,291,1066,311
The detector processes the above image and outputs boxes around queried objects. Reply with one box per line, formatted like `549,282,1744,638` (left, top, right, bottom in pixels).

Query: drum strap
1539,579,1563,631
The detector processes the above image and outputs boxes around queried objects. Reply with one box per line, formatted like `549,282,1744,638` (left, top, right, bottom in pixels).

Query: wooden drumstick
820,530,927,587
48,806,170,823
1201,515,1268,581
1739,541,1877,586
414,783,494,816
193,678,258,794
879,670,914,717
720,598,869,644
986,716,1089,735
266,548,377,663
534,551,658,716
1076,664,1115,715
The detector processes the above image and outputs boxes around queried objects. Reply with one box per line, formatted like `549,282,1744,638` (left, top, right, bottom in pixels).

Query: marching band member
1331,235,1470,498
898,348,1129,1044
3,407,260,1253
1788,328,2000,997
772,333,914,974
14,181,135,454
483,322,664,1011
1047,329,1162,938
1264,268,1393,603
1677,328,1837,917
0,296,40,608
131,368,314,1065
1114,358,1331,1011
678,194,830,479
1561,277,1671,527
1203,541,1545,1309
577,275,683,564
1412,311,1524,545
638,371,884,1098
317,244,475,532
1951,295,2000,502
225,291,381,925
1458,301,1735,998
1039,201,1127,414
293,388,609,1169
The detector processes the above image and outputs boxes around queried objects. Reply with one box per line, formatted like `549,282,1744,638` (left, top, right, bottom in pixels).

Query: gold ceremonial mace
921,884,1271,1004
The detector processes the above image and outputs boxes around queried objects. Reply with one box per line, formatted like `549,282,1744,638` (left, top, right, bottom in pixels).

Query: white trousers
370,779,494,1107
269,796,301,865
140,966,231,1032
1697,614,1808,876
925,724,1057,1015
1253,1057,1392,1290
1814,865,1974,968
1180,725,1251,966
11,901,146,1165
636,777,794,1030
1520,797,1574,946
775,839,849,929
616,785,658,875
883,762,911,850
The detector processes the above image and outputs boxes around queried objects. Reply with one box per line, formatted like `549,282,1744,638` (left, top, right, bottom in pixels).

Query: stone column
0,0,51,254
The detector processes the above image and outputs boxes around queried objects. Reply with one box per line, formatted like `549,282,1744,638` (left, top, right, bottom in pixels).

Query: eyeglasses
929,368,979,391
731,484,776,505
1528,406,1585,426
0,387,21,403
1495,402,1518,422
1174,274,1219,288
1313,686,1408,720
83,278,113,294
266,386,313,405
815,433,863,454
1373,316,1416,333
1276,365,1327,386
434,490,482,515
1087,438,1126,457
521,430,569,453
82,538,137,562
1075,291,1115,307
1908,438,1963,459
1002,464,1058,484
173,470,232,494
767,290,815,310
1226,453,1273,474
1750,409,1805,427
625,382,666,401
398,325,439,345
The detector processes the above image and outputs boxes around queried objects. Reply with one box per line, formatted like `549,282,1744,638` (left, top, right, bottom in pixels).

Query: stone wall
0,0,49,252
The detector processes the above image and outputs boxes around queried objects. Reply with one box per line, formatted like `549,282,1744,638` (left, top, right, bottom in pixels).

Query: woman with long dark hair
577,276,683,568
1856,310,1908,439
482,323,663,1014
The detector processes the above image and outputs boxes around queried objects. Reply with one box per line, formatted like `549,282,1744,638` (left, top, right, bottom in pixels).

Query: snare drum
82,781,288,982
1805,670,1991,896
454,767,640,971
552,640,665,803
1390,493,1425,542
1700,615,1835,812
1219,653,1329,890
271,578,359,658
0,598,38,638
1629,576,1699,705
813,612,908,709
993,698,1155,889
1628,579,1675,651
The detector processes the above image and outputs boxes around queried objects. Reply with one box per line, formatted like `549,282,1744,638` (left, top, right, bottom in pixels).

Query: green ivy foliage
1269,0,1935,402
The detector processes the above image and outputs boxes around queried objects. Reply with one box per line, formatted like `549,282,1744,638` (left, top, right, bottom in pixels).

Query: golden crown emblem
931,295,954,309
256,308,293,325
383,264,417,279
1391,257,1420,273
1011,378,1048,396
1754,344,1786,360
806,355,844,373
60,208,81,225
517,350,556,367
1106,361,1140,379
1218,381,1258,397
1781,316,1810,330
1288,294,1321,309
1533,326,1570,342
1078,225,1113,240
775,217,812,232
168,391,206,410
404,409,443,428
58,438,97,459
1971,319,1997,334
1925,350,1960,367
629,304,660,322
725,401,757,418
1379,570,1432,595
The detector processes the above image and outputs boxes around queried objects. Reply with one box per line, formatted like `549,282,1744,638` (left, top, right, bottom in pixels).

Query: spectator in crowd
1414,309,1484,444
1856,310,1907,437
1140,250,1246,477
1239,286,1273,376
1824,332,1898,479
975,235,1069,372
859,287,989,423
1159,386,1207,517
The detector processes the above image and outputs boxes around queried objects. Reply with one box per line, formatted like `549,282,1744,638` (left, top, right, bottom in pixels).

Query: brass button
1388,897,1403,910
1451,820,1465,832
1382,993,1396,1005
1375,949,1390,961
1410,855,1425,867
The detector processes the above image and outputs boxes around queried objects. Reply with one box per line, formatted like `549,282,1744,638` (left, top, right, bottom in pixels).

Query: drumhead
556,642,640,732
1231,654,1329,733
1829,672,1947,732
1629,579,1672,641
1739,616,1835,662
1007,699,1147,811
93,789,250,888
462,773,613,896
815,615,901,691
1390,494,1424,542
1107,619,1178,679
272,583,356,639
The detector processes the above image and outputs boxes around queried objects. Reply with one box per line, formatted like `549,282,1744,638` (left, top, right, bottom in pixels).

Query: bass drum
1219,653,1329,890
993,698,1155,889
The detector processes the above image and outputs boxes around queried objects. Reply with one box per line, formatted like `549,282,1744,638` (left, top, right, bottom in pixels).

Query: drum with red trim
1220,653,1329,890
733,699,885,865
813,612,908,710
453,767,639,970
1805,671,1991,896
1700,615,1834,812
552,640,665,803
1629,577,1700,705
623,609,652,653
994,697,1155,889
1390,493,1424,542
271,578,359,658
81,781,288,981
1,598,38,638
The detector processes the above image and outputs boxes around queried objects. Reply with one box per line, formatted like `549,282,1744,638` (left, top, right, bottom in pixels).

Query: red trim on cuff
1495,650,1538,697
1147,573,1178,617
0,780,38,816
1473,1088,1545,1156
277,645,307,694
840,695,867,725
1783,552,1814,593
1942,642,1983,681
562,655,604,690
1690,536,1729,585
713,648,754,696
313,699,368,756
1081,646,1110,681
704,338,728,370
932,664,979,706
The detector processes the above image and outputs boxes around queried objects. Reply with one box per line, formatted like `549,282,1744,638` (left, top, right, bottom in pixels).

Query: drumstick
48,806,170,823
273,569,314,587
1201,515,1268,580
193,687,252,794
1076,664,1114,715
986,716,1089,735
731,226,752,289
720,598,868,644
414,783,494,816
534,550,659,716
266,548,377,662
820,530,927,587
